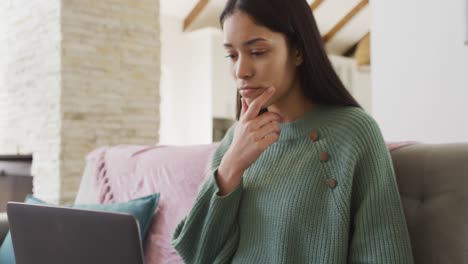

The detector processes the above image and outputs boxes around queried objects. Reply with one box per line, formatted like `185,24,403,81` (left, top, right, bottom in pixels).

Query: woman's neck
267,83,314,123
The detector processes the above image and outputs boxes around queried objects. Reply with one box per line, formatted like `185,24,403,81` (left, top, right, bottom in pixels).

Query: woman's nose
235,55,253,79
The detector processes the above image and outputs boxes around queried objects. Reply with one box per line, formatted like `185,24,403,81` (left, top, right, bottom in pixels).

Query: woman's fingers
253,121,281,141
242,87,275,121
240,97,248,119
257,131,280,149
254,112,282,130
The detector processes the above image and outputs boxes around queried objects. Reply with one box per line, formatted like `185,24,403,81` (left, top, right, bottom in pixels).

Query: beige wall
0,0,161,204
159,15,236,145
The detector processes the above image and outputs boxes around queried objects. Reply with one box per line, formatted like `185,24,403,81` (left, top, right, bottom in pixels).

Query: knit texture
172,105,414,264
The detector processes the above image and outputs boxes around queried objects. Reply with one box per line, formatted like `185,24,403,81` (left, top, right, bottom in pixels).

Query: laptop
7,202,145,264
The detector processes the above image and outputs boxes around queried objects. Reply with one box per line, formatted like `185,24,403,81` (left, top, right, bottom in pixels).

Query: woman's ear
294,47,303,66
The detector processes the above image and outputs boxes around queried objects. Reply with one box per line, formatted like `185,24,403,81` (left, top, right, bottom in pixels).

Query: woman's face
223,10,302,107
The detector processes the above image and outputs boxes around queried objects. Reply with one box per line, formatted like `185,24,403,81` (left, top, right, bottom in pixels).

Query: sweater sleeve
348,116,414,264
172,124,242,264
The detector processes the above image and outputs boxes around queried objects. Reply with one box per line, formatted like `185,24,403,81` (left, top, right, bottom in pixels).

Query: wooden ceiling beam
355,32,370,65
185,0,325,32
310,0,324,11
183,0,209,31
322,0,368,44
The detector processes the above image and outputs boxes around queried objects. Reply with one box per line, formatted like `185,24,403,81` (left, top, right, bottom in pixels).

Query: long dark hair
220,0,362,120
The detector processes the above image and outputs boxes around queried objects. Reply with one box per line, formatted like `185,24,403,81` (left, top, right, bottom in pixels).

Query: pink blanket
88,144,219,264
386,141,418,152
87,141,416,263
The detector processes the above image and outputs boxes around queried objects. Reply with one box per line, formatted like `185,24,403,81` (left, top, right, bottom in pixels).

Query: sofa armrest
0,212,8,245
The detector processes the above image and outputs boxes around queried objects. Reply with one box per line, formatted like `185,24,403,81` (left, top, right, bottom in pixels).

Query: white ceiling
160,0,370,55
160,0,319,19
160,0,199,19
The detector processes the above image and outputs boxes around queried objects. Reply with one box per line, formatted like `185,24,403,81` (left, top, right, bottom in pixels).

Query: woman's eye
225,54,237,59
251,51,266,57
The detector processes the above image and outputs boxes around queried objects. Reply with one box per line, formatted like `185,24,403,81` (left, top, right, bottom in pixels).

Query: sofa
0,142,467,263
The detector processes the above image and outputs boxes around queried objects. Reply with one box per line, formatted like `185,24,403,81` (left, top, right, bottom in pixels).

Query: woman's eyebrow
223,38,269,48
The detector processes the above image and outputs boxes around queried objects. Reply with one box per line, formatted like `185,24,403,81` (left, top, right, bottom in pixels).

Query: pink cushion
387,141,418,152
91,144,219,264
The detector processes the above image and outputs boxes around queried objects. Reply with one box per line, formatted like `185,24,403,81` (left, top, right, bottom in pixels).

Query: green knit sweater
172,105,414,264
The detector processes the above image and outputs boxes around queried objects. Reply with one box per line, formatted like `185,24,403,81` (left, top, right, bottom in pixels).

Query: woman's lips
239,88,263,98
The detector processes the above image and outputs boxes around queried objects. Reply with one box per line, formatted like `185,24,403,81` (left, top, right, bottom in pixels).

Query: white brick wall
0,0,62,204
0,0,160,204
0,1,8,136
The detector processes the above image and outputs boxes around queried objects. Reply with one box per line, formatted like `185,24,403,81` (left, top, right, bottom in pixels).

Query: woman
172,0,414,263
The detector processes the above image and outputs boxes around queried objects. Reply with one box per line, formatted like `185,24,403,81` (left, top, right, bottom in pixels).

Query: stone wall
0,0,160,204
0,0,62,204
